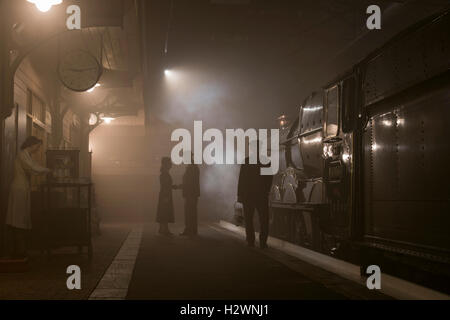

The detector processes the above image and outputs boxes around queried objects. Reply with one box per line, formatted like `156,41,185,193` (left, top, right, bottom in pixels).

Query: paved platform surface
126,223,390,300
0,221,391,300
0,223,131,300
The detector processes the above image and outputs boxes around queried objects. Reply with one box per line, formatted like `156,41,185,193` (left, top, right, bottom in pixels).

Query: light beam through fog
155,67,278,221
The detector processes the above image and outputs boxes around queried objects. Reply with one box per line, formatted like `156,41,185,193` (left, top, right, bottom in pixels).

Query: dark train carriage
357,9,450,291
269,9,450,292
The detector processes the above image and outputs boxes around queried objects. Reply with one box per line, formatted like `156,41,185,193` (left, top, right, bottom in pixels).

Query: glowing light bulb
27,0,62,12
101,116,115,124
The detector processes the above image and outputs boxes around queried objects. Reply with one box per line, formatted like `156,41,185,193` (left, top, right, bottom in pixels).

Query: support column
79,112,92,179
49,82,67,149
0,0,10,256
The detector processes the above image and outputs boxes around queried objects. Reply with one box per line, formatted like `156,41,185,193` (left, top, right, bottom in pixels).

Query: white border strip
89,225,143,300
218,220,450,300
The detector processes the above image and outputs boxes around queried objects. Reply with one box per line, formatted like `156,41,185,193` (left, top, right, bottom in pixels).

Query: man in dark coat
237,148,273,249
180,154,200,236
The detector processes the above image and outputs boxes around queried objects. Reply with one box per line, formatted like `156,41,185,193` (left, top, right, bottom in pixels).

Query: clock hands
59,50,102,92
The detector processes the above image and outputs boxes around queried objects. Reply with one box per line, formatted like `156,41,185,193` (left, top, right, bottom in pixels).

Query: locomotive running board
215,220,450,300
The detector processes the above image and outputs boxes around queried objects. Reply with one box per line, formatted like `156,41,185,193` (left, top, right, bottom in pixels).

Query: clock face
89,113,99,125
58,50,102,92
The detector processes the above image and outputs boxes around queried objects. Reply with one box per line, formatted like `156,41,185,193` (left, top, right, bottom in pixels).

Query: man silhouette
237,140,273,249
180,153,200,236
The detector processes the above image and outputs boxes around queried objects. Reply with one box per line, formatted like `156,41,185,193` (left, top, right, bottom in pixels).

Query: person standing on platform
180,153,200,236
156,157,178,236
237,141,273,249
5,136,51,259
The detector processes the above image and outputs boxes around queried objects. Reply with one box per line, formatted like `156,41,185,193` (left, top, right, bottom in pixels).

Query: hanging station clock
58,50,103,92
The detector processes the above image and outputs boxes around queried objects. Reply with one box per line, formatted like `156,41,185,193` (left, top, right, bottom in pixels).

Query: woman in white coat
5,136,50,258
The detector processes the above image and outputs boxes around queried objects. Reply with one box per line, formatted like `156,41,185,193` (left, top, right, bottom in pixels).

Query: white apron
5,150,49,230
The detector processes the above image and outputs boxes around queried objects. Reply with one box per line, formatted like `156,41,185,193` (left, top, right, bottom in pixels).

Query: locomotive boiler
269,8,450,293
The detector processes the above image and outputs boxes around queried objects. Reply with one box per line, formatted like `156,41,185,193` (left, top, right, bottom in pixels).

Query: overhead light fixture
27,0,63,13
100,115,115,124
164,69,182,83
87,83,101,93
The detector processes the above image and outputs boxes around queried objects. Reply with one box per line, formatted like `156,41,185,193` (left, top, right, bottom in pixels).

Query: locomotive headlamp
323,144,337,158
342,153,351,163
278,115,289,129
323,145,334,158
327,146,334,158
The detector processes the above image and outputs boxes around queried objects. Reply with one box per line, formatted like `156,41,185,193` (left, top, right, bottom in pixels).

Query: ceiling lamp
100,114,115,124
27,0,63,13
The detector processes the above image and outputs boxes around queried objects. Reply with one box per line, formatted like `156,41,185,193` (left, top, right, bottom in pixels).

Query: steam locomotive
268,9,450,293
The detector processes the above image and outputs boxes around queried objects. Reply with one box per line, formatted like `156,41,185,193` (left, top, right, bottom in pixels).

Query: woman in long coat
5,136,50,258
156,157,178,235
